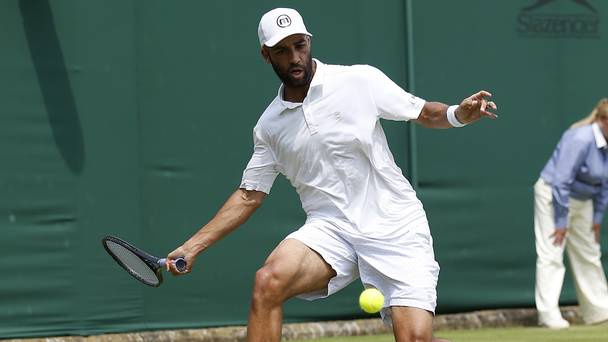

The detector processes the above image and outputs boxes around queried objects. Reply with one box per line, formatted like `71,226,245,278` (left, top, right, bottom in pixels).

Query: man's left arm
415,91,498,129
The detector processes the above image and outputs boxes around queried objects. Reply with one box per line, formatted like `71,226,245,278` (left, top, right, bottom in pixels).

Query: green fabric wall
0,0,606,338
413,0,608,312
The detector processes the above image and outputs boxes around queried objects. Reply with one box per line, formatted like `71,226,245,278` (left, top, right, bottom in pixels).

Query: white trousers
534,178,608,324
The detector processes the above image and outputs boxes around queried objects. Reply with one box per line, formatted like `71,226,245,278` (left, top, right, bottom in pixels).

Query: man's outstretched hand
456,90,498,124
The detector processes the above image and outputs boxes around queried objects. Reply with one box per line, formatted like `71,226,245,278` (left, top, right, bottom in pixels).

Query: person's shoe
540,317,570,329
587,315,608,325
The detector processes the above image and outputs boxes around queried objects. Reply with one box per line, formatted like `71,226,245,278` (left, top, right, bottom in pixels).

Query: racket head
102,235,163,287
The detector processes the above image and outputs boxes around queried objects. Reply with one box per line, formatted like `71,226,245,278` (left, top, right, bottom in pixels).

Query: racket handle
159,257,188,273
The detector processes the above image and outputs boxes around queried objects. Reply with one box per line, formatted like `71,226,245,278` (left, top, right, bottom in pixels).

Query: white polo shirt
241,59,427,235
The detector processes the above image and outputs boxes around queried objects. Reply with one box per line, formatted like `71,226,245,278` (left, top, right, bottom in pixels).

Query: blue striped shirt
541,123,608,229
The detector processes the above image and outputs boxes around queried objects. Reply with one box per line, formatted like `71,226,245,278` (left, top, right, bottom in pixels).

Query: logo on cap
276,14,292,28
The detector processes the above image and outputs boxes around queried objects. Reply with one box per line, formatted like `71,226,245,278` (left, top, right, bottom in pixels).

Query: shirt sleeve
240,125,279,194
550,135,589,229
364,65,426,121
593,180,608,225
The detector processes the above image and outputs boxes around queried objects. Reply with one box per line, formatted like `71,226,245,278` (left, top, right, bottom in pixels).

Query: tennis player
167,8,497,342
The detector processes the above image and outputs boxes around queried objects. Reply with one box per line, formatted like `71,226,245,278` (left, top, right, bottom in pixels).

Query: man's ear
261,47,271,64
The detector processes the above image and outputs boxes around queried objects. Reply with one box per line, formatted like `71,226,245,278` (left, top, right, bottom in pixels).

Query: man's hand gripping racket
165,244,197,275
101,235,188,287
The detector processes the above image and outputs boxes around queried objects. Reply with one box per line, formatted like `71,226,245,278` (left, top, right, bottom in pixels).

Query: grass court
291,324,608,342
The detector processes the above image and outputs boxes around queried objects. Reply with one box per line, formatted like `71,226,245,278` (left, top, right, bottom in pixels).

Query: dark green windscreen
412,0,608,312
1,0,607,338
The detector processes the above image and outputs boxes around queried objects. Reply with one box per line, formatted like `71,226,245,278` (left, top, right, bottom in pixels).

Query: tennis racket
101,235,187,287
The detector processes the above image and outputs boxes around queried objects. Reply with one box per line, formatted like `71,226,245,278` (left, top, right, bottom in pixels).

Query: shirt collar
276,58,325,111
591,122,607,149
309,58,325,88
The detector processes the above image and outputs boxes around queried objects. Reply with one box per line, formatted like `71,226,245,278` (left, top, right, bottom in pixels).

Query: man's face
262,34,313,88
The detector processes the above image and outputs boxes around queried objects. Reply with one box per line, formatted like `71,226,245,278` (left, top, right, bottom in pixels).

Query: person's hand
455,90,498,124
550,228,567,246
166,243,197,275
593,223,601,243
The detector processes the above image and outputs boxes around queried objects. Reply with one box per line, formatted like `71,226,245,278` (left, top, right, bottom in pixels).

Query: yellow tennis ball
359,288,384,314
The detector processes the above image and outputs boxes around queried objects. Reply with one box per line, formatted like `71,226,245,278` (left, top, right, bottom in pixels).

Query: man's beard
271,53,314,88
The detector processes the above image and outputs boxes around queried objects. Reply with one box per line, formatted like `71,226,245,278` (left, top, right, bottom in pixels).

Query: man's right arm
166,188,266,274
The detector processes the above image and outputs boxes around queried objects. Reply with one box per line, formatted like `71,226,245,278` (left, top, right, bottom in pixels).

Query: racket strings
105,240,159,285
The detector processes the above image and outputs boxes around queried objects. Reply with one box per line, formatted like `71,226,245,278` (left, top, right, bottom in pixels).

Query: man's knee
252,265,289,305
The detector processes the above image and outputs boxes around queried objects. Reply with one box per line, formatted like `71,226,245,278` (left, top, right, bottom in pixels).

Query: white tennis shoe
539,317,570,330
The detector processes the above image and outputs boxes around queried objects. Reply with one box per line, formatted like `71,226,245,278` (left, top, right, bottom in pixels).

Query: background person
535,98,608,329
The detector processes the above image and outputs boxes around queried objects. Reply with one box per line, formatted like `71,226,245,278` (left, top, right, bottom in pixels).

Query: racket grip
159,257,188,273
174,258,187,273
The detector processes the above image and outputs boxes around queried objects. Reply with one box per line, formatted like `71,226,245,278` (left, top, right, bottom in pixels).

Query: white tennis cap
258,8,312,47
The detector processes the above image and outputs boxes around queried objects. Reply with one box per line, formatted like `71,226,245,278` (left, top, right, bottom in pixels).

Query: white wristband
446,105,466,127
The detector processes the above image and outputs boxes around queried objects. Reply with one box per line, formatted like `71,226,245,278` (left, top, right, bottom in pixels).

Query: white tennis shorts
285,218,440,326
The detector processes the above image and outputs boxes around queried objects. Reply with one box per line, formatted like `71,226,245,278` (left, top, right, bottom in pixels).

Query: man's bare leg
392,306,451,342
247,238,336,342
392,306,452,342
